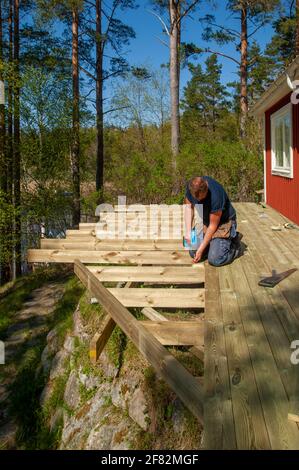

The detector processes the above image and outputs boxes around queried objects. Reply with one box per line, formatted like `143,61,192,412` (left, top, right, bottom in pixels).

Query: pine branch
201,48,240,65
79,65,96,81
103,105,129,116
178,0,200,25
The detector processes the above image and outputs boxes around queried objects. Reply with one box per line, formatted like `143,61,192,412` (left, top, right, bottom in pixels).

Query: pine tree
265,1,297,73
247,40,273,102
192,0,280,137
181,54,230,133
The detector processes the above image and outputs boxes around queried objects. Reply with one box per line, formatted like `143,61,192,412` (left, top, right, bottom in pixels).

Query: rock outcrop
39,294,202,450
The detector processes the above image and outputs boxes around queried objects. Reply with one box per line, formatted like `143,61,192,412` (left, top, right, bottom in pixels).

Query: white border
270,103,293,179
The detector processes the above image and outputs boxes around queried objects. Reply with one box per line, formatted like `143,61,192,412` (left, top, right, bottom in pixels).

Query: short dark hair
188,177,208,199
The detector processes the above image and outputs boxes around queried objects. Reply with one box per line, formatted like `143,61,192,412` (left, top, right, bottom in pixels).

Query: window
271,103,293,178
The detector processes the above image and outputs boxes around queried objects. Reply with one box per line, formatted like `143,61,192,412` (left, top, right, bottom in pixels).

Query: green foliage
8,344,53,450
182,54,231,133
0,191,15,267
177,140,263,201
106,326,128,368
43,369,72,419
265,7,297,73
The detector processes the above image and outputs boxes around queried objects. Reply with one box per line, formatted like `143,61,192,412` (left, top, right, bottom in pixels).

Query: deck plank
88,265,204,284
219,264,270,449
107,287,204,308
27,249,191,265
230,204,299,449
203,262,237,449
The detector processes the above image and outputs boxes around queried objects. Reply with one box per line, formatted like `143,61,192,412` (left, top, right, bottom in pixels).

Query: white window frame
270,103,293,178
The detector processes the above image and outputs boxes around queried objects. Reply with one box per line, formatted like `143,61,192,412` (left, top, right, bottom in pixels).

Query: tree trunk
240,4,248,138
296,0,299,56
71,7,80,228
95,0,104,197
1,0,14,284
7,0,13,203
0,0,10,285
13,0,21,277
0,0,5,194
169,0,180,168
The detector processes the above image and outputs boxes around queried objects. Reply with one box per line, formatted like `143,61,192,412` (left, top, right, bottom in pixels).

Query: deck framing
27,202,299,449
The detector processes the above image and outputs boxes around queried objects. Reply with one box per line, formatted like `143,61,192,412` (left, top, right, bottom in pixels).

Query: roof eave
250,56,299,117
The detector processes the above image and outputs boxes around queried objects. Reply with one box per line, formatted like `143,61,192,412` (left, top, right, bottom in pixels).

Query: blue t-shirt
185,176,236,227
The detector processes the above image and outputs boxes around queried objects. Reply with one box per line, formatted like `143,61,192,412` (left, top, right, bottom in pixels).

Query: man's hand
193,247,203,263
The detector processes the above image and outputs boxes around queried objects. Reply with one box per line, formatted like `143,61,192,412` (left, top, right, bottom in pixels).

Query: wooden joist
40,238,186,252
74,259,204,423
141,307,204,362
88,265,204,284
71,230,184,240
142,307,168,321
27,249,192,265
139,321,204,347
107,287,204,308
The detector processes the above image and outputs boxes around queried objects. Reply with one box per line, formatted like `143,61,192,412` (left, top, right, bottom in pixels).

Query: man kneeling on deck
184,176,241,266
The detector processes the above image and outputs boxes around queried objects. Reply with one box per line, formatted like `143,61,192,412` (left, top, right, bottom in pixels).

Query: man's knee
208,239,230,267
208,252,223,267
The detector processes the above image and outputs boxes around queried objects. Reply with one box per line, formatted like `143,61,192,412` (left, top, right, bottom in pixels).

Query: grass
106,326,127,369
7,272,85,450
0,266,69,339
50,276,85,347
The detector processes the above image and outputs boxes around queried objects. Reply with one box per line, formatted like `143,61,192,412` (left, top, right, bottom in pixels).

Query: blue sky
26,0,280,121
119,0,276,92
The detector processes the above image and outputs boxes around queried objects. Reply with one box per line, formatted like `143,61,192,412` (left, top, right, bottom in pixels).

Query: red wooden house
252,56,299,224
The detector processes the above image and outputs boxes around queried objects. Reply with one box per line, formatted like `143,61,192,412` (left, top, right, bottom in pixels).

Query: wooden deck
27,202,299,449
204,202,299,449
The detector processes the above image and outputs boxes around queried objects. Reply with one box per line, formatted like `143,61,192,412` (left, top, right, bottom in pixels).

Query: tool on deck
284,222,299,230
258,268,297,288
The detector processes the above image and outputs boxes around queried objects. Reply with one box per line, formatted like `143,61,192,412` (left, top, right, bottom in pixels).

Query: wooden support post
89,281,132,364
90,317,116,364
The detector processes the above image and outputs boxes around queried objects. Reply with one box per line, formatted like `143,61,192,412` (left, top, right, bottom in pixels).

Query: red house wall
265,93,299,224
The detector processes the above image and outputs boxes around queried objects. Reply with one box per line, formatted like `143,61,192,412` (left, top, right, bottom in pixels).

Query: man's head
188,177,208,201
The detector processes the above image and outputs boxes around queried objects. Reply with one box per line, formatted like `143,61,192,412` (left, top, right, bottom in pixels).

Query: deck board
204,202,299,449
203,263,237,449
219,264,270,449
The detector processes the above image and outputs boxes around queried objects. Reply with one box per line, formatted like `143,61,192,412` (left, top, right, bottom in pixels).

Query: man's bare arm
184,197,194,243
193,211,222,262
